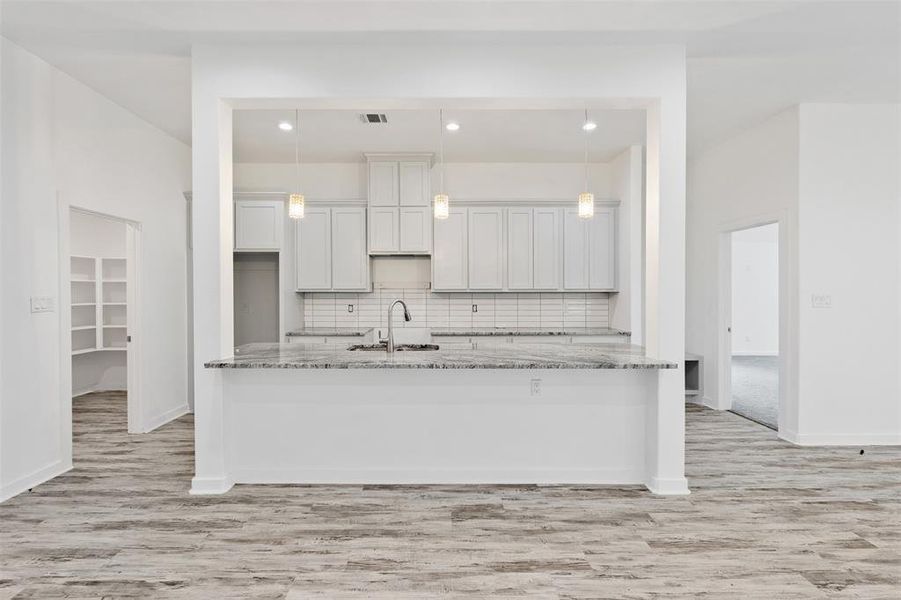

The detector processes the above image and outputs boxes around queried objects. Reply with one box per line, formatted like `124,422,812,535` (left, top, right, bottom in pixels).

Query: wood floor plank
1,392,899,598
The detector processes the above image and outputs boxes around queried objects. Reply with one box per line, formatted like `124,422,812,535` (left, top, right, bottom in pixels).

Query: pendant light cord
583,108,590,191
294,109,301,191
438,108,446,191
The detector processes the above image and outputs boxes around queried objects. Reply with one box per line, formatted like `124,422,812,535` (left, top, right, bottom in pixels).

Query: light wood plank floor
1,392,899,599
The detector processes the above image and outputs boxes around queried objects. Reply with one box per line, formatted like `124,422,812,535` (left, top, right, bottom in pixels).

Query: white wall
795,104,900,444
234,162,614,200
731,224,779,356
686,103,901,444
0,39,192,501
609,145,644,340
70,211,128,395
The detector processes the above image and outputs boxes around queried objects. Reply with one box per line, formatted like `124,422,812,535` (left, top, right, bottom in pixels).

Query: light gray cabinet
234,199,283,251
366,156,432,254
296,207,369,292
563,206,617,291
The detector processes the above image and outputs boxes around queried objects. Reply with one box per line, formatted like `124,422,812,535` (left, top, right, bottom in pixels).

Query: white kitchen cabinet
563,209,590,290
368,162,398,207
234,199,283,251
296,207,369,292
563,206,617,291
295,208,332,290
532,207,562,290
367,156,432,254
331,208,370,290
399,207,431,253
468,207,505,290
506,208,533,289
399,161,430,206
588,206,617,290
369,207,398,253
432,208,468,290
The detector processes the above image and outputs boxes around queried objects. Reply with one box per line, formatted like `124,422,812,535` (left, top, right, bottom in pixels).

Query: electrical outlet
30,296,56,313
530,378,542,396
347,304,354,313
472,304,478,313
811,294,832,309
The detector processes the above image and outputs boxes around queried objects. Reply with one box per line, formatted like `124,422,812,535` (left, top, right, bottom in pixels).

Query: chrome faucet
386,299,411,353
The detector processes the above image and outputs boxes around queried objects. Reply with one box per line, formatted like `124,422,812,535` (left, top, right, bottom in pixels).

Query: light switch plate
30,296,56,313
811,294,832,309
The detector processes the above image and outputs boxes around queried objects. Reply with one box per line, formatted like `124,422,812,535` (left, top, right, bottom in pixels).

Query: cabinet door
506,208,533,289
369,207,399,253
432,208,468,290
295,208,331,290
331,208,370,290
533,207,562,290
399,161,430,207
399,207,432,254
588,206,617,290
369,162,399,206
235,199,283,251
468,207,505,290
563,208,589,290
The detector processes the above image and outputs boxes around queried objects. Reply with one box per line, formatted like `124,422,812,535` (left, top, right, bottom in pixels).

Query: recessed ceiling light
445,122,460,132
278,121,293,131
582,121,597,132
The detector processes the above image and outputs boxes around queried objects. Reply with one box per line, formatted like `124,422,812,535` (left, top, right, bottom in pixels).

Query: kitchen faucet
386,299,411,353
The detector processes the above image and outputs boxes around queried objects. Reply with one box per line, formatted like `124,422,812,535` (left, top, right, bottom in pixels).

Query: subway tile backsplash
304,289,609,331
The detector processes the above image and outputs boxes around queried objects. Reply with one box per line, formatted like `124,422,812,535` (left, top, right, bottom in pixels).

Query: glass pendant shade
433,194,449,220
289,193,305,219
578,192,595,219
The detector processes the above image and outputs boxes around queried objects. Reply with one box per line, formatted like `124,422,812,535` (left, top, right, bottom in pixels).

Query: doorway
64,207,143,438
728,223,779,429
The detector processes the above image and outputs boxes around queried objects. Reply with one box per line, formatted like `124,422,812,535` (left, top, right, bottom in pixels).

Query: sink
347,343,440,352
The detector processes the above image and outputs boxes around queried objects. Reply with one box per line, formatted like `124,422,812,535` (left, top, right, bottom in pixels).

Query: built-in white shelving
70,256,128,355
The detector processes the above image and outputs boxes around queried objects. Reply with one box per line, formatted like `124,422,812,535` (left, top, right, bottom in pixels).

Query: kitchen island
194,342,688,496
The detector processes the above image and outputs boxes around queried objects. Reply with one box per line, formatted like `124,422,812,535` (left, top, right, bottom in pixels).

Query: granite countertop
285,328,373,337
429,327,630,337
205,342,676,370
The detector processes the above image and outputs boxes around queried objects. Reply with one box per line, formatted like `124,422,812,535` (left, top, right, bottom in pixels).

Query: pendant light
578,109,595,219
288,109,305,219
433,108,449,220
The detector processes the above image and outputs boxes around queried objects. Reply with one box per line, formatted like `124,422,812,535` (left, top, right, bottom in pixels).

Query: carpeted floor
731,355,779,429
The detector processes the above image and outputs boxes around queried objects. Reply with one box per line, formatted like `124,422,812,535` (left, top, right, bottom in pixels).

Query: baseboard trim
646,476,691,496
779,429,901,446
230,467,647,486
142,404,190,433
0,459,72,503
190,476,234,495
731,352,778,357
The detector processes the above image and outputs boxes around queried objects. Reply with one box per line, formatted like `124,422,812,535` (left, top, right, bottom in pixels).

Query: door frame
717,211,790,434
59,201,145,438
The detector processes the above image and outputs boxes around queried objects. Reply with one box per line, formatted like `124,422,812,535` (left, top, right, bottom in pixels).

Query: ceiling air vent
360,113,388,124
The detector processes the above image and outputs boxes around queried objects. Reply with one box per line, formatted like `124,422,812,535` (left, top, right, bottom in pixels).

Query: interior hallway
1,392,899,599
731,355,779,429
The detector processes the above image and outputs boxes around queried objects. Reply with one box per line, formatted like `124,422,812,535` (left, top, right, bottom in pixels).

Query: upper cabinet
366,155,432,255
563,206,617,291
234,199,284,251
432,204,612,293
296,206,370,292
432,208,468,290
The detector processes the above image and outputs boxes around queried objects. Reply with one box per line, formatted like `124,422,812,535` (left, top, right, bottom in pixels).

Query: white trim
0,460,72,503
645,476,690,496
229,467,646,486
731,351,779,357
778,430,901,447
190,476,235,495
141,404,191,434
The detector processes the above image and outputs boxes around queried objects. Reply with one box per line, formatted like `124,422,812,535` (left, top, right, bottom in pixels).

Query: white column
190,95,234,494
644,95,690,495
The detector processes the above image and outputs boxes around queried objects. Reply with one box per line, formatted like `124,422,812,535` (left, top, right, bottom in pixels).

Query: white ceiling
2,1,898,157
233,109,646,163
